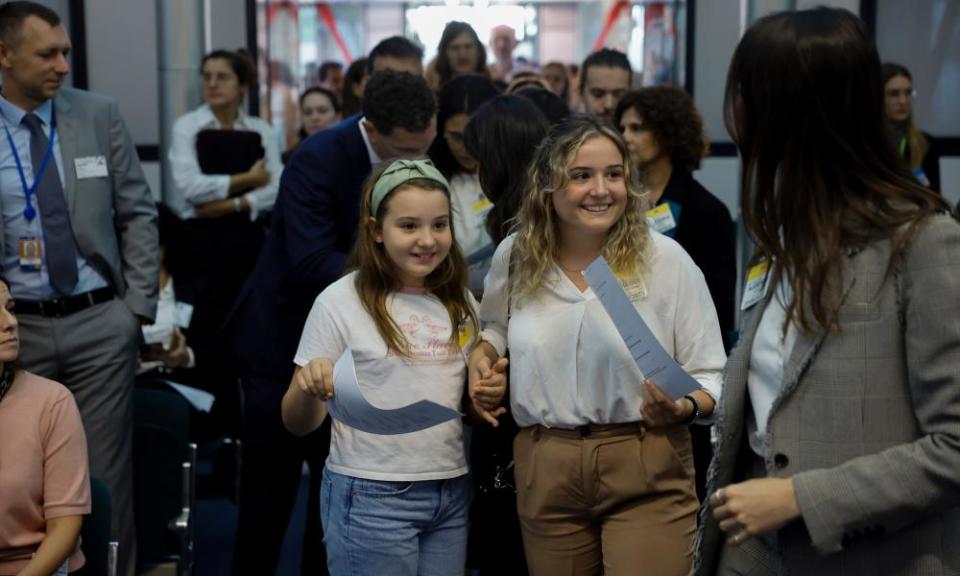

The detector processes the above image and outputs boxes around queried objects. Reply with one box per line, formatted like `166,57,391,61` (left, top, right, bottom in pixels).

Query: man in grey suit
0,3,158,575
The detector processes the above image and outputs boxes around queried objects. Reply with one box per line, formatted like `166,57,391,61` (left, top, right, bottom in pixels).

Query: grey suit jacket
0,88,158,320
697,214,960,576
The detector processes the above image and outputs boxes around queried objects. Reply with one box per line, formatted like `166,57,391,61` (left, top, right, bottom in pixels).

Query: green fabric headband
370,159,450,216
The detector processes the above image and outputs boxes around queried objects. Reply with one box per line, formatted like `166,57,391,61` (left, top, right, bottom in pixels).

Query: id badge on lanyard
4,114,57,272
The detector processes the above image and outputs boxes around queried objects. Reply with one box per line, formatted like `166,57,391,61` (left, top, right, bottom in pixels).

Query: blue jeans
320,468,471,576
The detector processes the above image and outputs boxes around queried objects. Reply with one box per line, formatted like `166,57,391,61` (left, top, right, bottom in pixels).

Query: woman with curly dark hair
615,87,736,504
614,87,735,350
432,21,487,90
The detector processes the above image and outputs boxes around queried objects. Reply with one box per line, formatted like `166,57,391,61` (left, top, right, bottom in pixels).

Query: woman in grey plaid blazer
696,7,960,576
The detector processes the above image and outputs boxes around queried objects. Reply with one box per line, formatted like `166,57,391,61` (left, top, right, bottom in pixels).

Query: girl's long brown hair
726,8,947,333
351,163,478,356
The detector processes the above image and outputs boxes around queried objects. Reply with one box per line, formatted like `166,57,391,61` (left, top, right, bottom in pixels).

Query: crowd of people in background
0,2,956,576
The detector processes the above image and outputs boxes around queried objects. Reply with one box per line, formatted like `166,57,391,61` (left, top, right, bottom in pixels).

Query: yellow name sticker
741,261,771,310
471,197,493,215
645,203,677,234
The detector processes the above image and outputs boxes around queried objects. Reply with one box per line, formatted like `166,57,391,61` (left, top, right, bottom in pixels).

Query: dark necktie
22,112,78,295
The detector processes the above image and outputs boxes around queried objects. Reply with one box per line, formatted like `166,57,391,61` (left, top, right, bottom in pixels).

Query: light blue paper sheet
326,348,462,435
583,256,700,400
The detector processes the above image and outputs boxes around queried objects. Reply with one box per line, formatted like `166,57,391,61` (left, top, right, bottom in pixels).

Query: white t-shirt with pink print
294,271,477,481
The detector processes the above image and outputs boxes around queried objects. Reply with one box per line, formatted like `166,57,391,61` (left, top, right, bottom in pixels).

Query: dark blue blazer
226,115,372,382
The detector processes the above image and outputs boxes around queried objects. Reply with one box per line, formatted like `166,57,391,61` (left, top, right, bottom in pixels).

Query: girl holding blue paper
281,158,506,576
469,115,725,576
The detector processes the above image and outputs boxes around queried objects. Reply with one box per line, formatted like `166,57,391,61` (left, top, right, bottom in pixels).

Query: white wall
941,157,960,208
695,157,741,218
83,0,248,147
693,0,740,144
85,0,158,145
208,0,247,54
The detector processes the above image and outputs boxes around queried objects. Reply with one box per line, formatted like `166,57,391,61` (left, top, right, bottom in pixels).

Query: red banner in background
317,3,352,64
592,1,630,52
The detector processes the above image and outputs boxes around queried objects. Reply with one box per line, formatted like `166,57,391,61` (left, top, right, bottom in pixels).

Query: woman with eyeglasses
427,75,501,294
882,62,940,191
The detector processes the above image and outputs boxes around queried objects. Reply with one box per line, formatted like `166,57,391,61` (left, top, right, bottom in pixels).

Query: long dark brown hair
351,162,478,356
435,22,488,87
726,7,947,332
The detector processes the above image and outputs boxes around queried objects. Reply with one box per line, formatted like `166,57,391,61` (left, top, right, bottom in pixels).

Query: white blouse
479,232,726,428
167,104,283,221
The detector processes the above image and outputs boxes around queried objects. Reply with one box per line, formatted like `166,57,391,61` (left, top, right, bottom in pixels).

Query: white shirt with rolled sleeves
166,104,282,221
479,232,725,429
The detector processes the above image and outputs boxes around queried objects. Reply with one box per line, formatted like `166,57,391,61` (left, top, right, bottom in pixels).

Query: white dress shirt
480,232,726,428
167,104,282,220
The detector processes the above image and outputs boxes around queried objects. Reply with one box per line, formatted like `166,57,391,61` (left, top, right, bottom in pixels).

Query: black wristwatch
680,394,701,425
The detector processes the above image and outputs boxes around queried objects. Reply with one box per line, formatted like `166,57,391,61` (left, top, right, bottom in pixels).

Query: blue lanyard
4,116,56,224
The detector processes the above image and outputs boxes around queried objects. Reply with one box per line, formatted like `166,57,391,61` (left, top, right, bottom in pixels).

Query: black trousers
232,373,331,576
690,423,713,502
177,214,264,419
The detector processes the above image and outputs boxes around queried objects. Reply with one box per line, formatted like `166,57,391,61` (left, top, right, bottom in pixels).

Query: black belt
16,287,114,318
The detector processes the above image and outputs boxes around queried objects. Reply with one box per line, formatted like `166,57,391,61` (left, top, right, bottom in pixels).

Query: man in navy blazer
227,70,436,576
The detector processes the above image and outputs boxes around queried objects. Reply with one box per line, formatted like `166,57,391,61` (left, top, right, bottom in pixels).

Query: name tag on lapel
74,156,108,179
645,203,677,235
740,261,771,310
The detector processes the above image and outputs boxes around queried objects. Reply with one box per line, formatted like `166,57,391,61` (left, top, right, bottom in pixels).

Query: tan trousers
514,423,699,576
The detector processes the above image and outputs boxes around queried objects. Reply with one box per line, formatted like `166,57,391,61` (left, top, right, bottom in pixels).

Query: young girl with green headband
280,158,507,575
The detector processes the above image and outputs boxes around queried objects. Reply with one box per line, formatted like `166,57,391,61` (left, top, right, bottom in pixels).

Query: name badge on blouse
740,261,771,310
18,235,43,271
74,155,108,179
645,203,677,234
471,196,493,218
458,320,474,350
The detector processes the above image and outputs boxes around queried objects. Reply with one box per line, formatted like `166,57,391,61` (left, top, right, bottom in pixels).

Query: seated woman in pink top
0,277,91,576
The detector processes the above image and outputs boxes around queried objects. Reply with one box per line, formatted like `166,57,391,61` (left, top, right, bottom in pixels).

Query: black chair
133,388,195,576
75,477,118,576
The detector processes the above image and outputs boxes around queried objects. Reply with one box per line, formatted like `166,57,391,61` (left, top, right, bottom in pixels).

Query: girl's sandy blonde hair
510,115,652,305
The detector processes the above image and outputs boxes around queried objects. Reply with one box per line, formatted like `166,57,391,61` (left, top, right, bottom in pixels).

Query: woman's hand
468,342,508,426
294,357,335,399
709,478,801,545
244,158,271,189
470,356,508,426
639,379,692,427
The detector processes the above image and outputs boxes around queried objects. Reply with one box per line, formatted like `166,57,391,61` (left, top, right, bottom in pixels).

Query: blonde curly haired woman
468,115,725,575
